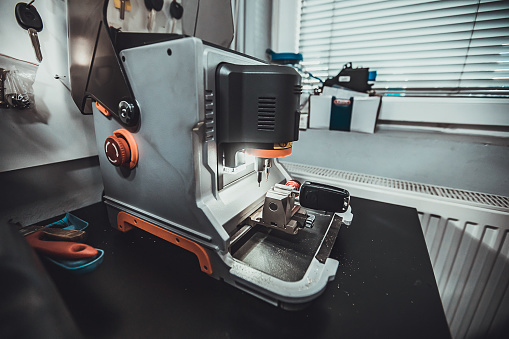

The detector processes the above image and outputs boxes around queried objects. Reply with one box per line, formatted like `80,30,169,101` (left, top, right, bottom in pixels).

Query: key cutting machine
67,0,352,308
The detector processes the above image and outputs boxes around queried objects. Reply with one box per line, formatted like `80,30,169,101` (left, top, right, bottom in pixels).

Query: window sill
378,96,509,128
374,125,509,146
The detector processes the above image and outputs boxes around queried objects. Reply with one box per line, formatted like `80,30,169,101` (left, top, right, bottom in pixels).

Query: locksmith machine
67,0,352,308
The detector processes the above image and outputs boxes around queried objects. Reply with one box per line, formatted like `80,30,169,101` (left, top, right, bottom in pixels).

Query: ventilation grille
257,97,276,131
204,90,215,141
282,162,509,210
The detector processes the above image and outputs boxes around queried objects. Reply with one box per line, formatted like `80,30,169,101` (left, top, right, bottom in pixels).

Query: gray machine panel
95,38,224,248
94,37,288,251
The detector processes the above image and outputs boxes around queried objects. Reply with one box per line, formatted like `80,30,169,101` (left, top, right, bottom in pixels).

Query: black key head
299,182,350,213
170,1,183,19
15,2,43,32
145,0,163,12
152,0,164,12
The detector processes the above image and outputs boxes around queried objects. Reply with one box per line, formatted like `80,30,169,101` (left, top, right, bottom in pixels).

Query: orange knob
105,135,131,167
104,129,139,169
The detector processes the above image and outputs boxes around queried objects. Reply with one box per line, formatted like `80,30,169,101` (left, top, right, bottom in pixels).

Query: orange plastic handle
117,212,213,275
25,231,98,259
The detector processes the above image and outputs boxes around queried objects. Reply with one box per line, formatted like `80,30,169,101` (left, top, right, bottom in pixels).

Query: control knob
104,129,139,169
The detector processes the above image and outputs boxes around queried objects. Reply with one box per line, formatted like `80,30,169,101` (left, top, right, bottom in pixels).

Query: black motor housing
216,63,302,146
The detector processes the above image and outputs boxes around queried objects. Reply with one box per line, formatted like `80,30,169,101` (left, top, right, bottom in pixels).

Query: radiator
282,162,509,339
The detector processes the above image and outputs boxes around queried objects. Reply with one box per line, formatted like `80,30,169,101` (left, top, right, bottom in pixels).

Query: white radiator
282,162,509,339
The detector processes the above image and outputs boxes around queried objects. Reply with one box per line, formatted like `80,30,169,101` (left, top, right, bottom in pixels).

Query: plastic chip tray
45,213,89,231
43,213,104,273
46,249,104,274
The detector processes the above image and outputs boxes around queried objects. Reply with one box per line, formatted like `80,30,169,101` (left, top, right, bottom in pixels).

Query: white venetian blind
298,0,509,96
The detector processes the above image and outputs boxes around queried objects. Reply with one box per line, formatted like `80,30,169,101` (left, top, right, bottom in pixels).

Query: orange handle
117,212,213,275
25,231,98,259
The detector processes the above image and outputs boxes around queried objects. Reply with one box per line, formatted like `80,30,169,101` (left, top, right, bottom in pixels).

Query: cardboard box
308,94,380,133
309,95,332,129
299,113,309,130
350,97,381,133
322,86,369,98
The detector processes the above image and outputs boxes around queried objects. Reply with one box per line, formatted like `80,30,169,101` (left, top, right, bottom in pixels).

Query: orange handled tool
25,231,98,259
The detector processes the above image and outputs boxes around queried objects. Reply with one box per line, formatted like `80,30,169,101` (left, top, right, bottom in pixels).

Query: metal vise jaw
259,184,308,235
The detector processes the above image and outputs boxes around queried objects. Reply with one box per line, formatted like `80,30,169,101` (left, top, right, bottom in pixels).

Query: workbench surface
42,198,451,338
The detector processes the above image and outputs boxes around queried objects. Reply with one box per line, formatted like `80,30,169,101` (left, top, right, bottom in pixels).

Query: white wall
271,0,300,53
0,0,97,173
0,0,102,225
233,0,273,60
244,0,273,60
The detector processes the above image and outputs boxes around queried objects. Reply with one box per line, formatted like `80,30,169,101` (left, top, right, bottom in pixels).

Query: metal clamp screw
118,100,135,124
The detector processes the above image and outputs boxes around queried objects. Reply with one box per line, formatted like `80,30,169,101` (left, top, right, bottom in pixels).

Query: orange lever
25,231,98,259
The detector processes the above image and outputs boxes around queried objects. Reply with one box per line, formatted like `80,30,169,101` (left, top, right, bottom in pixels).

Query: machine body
67,0,352,307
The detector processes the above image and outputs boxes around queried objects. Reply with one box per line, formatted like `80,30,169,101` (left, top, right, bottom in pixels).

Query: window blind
298,0,509,96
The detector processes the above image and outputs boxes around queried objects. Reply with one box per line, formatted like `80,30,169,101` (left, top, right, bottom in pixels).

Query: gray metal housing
93,37,339,306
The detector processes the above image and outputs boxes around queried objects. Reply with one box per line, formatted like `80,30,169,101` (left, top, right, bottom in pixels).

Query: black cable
194,0,200,37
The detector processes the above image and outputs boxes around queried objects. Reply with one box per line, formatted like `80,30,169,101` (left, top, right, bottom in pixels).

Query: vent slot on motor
257,97,276,131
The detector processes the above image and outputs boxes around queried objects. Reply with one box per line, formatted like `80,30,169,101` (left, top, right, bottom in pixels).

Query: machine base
232,210,340,282
103,198,351,308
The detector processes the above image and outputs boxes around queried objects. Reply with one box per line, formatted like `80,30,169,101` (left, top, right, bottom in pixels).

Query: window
298,0,509,97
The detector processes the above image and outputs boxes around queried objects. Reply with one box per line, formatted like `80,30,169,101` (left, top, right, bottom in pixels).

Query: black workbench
42,198,451,339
